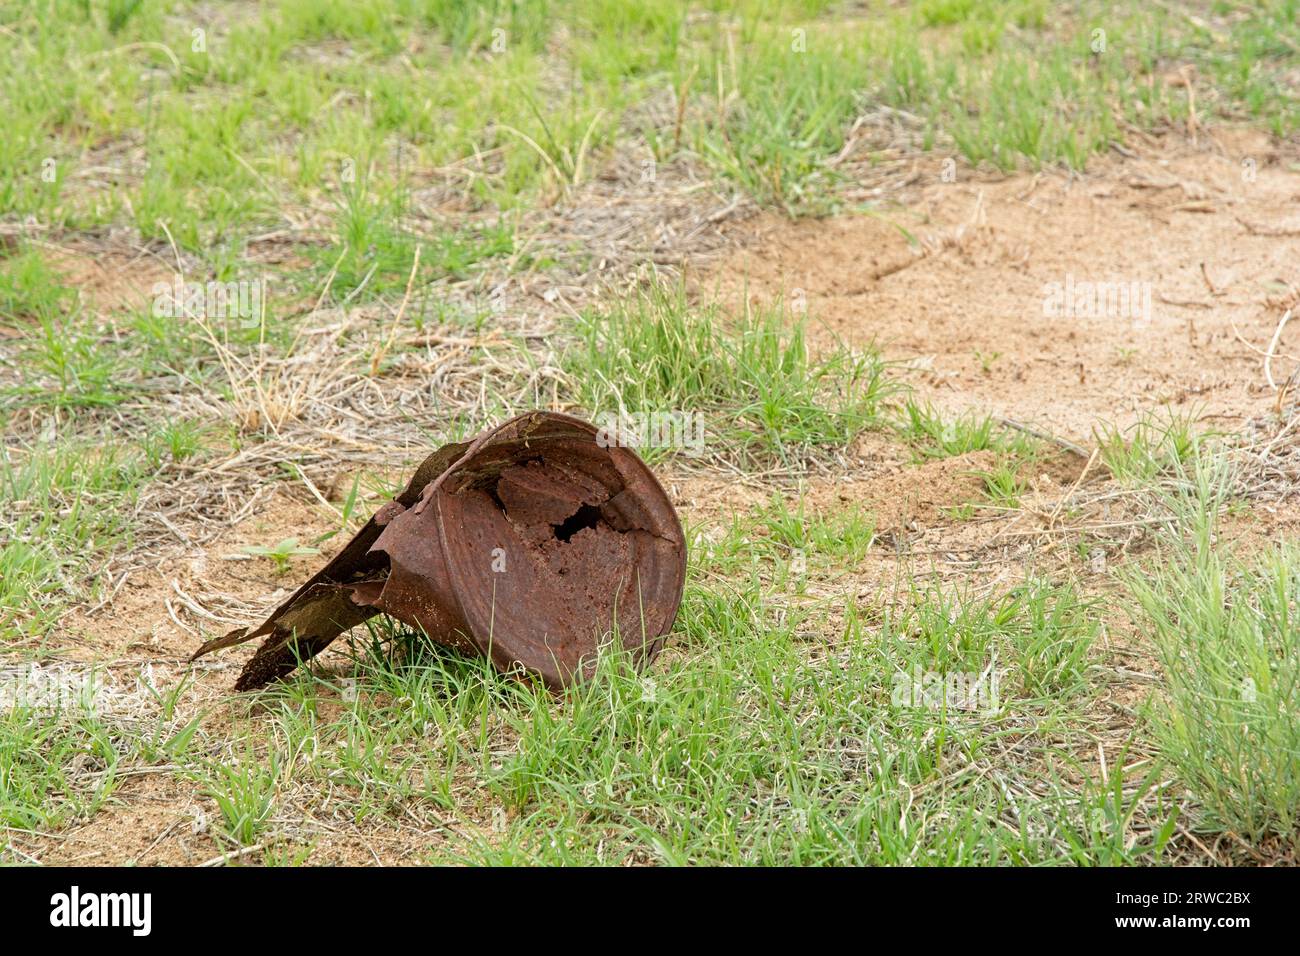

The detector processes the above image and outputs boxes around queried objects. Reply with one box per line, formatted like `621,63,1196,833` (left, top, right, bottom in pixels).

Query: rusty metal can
192,412,687,690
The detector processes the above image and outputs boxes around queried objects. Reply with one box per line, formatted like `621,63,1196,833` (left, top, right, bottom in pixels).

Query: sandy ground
713,128,1300,441
12,129,1300,865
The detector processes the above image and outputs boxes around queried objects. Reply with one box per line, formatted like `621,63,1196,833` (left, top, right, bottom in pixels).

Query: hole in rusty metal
552,503,603,542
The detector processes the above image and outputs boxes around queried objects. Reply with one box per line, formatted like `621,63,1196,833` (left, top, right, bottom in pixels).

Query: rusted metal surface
191,412,687,690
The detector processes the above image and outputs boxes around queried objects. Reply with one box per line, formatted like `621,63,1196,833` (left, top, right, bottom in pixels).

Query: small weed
896,400,1035,461
200,751,280,848
1096,409,1201,485
242,536,320,573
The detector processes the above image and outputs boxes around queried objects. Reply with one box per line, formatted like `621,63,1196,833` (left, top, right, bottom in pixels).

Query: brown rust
191,412,687,690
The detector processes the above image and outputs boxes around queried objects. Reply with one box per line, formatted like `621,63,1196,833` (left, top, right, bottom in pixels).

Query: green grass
751,494,877,566
185,514,1145,866
198,749,281,848
0,504,1142,865
564,283,893,462
0,482,1200,865
1096,408,1201,485
172,562,1143,866
0,245,77,323
1125,452,1300,843
974,455,1033,510
879,576,1097,699
306,185,519,304
1196,0,1300,136
411,570,1137,863
141,417,210,469
4,310,136,410
896,399,1037,460
0,438,148,647
893,401,1040,512
4,0,1296,246
0,696,129,831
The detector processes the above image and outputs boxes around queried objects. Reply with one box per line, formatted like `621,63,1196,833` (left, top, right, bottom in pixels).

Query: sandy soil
13,130,1300,866
712,128,1300,441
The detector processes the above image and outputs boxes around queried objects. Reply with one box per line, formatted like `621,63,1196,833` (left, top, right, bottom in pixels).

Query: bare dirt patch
44,242,177,318
711,129,1300,441
60,490,339,665
804,449,998,533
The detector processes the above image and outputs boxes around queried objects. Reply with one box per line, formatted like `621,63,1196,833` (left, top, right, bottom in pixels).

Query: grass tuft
1125,453,1300,842
564,283,893,462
